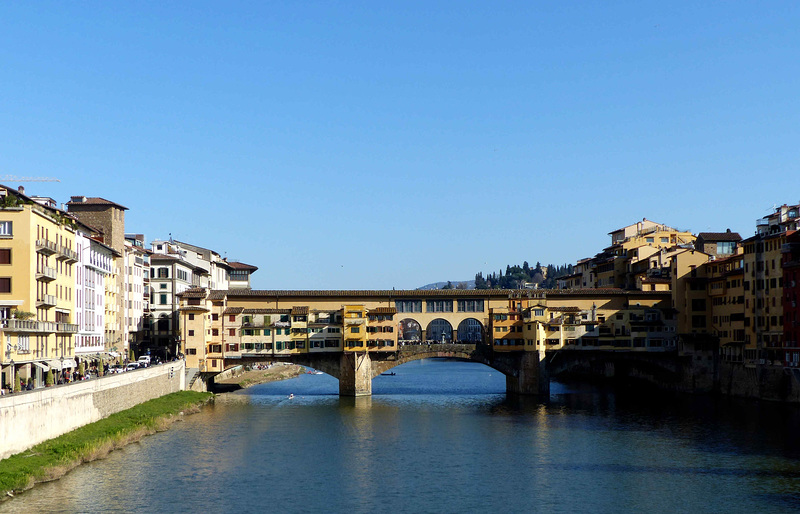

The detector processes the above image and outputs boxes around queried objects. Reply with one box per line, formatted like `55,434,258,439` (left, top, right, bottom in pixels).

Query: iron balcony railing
58,246,79,262
36,239,58,255
36,294,57,308
36,265,57,281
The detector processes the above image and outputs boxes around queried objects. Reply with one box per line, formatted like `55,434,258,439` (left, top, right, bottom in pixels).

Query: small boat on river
380,372,396,376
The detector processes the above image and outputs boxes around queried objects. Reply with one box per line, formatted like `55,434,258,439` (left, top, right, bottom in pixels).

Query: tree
13,373,21,393
442,281,454,290
46,369,54,386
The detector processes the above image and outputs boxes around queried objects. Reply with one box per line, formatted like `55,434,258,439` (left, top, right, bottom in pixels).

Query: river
4,359,800,513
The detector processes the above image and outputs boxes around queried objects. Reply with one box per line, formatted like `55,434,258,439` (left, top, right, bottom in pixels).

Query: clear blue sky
1,2,798,290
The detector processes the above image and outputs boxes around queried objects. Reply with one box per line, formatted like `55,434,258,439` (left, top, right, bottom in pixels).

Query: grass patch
0,391,213,498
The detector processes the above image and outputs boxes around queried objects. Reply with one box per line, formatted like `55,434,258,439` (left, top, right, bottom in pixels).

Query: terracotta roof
697,231,742,242
177,288,207,298
291,306,309,315
548,307,581,312
243,308,290,314
66,197,128,210
227,261,258,271
178,305,209,312
223,307,244,315
368,307,397,315
208,288,668,299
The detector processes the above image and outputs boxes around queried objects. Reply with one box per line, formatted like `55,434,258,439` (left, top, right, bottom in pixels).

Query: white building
74,233,114,357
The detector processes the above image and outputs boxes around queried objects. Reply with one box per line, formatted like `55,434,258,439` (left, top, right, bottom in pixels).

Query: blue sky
1,2,798,289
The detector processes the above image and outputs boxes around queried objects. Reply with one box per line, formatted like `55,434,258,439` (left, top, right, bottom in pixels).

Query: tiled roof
178,305,209,312
243,308,290,314
66,197,128,210
209,288,668,298
548,307,581,312
223,307,244,315
368,307,397,314
291,306,309,315
641,278,671,284
176,288,207,298
697,232,742,242
227,261,258,271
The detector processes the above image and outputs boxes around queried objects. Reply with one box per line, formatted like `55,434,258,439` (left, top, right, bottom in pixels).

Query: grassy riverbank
0,390,213,499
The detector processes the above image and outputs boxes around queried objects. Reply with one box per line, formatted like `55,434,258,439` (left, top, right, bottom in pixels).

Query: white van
137,356,151,368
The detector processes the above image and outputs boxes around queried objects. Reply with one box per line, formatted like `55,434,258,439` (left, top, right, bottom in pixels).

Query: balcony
1,319,57,332
345,318,365,325
36,265,57,282
58,246,79,263
56,323,79,333
36,239,58,255
36,294,57,308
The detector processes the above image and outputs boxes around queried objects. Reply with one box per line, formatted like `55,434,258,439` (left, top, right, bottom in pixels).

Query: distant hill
417,280,475,290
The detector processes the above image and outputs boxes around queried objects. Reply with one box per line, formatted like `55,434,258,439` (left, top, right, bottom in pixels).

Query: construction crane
1,175,60,182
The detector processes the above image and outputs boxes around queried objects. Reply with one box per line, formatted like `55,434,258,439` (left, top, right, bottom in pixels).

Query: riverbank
0,390,213,500
212,363,306,392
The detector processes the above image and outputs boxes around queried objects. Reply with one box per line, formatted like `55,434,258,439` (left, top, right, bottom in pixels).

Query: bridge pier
505,351,549,396
339,352,373,397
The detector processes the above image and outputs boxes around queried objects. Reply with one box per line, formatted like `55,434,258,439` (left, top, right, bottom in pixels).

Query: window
0,221,12,237
426,300,453,312
188,314,195,320
229,329,235,336
160,283,167,289
351,327,360,333
534,309,544,317
660,237,669,243
188,330,195,336
0,249,10,264
646,237,654,243
0,277,10,293
395,300,422,313
158,268,168,278
212,313,218,321
187,348,197,355
457,299,484,312
160,294,167,305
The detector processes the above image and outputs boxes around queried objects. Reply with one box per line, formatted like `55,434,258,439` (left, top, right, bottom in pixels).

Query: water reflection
6,359,800,514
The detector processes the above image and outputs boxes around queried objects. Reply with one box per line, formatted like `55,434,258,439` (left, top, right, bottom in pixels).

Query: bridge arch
426,319,453,343
398,318,422,343
456,318,484,343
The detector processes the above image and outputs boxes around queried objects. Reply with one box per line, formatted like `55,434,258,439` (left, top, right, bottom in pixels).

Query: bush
45,370,54,386
13,374,21,393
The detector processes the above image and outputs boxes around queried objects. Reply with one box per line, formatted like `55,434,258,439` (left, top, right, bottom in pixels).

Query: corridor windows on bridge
457,299,484,312
426,300,453,313
395,300,422,313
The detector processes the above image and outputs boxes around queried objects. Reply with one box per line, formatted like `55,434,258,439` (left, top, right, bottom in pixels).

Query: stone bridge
210,345,686,397
217,343,549,396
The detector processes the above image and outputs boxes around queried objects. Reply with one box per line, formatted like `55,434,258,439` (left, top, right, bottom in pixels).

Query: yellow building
0,186,81,389
366,307,397,352
343,304,368,351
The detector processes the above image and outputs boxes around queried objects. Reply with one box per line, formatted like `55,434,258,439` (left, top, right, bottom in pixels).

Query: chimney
18,186,25,195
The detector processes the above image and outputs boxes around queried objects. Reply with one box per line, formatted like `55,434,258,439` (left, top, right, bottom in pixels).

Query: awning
62,359,77,369
109,351,120,357
33,362,50,372
48,360,62,370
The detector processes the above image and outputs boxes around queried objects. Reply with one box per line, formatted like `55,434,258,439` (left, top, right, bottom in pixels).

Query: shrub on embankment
0,390,213,498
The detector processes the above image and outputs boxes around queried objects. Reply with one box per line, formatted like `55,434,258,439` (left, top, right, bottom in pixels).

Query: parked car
137,356,151,368
109,364,124,374
126,363,139,372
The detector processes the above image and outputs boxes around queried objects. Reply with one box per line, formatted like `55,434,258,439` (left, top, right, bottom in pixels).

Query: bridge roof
368,307,397,314
291,306,309,315
208,288,669,299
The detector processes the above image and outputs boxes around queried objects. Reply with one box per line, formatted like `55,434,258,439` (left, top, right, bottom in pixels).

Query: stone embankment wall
0,361,185,460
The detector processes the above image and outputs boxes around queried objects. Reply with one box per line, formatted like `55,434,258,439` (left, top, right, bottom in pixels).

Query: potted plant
45,369,54,387
13,374,21,393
